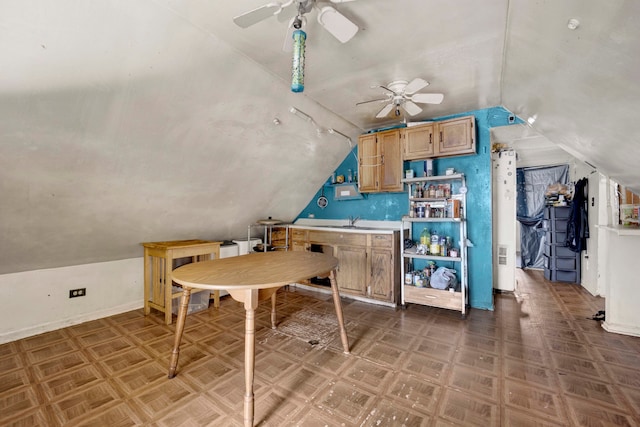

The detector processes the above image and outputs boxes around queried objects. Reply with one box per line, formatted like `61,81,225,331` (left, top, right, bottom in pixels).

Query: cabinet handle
440,131,443,143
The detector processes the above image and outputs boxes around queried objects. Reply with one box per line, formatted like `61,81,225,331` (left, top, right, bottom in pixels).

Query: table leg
143,250,151,315
329,269,350,354
270,292,277,329
164,256,173,325
212,290,220,309
243,289,259,427
168,287,191,378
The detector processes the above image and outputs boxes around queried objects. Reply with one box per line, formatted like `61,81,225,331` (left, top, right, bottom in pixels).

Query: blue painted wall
297,107,517,311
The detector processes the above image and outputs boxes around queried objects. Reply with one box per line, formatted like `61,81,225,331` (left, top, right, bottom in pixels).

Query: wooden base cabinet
335,245,368,296
299,228,401,305
370,247,394,301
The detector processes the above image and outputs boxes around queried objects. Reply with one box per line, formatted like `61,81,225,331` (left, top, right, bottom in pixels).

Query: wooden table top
140,239,220,250
171,251,338,291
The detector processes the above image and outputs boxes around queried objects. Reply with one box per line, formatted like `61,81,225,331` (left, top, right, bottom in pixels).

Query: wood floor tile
1,270,639,426
565,396,637,426
386,371,441,414
447,365,499,402
438,388,499,426
316,378,375,422
503,379,567,423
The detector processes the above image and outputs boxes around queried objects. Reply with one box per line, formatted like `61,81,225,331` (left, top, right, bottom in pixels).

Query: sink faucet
347,216,360,227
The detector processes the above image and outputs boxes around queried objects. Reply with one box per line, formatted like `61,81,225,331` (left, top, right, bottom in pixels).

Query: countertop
597,224,640,236
290,219,405,234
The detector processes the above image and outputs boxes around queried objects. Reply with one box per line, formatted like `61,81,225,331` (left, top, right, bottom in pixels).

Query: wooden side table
141,239,221,325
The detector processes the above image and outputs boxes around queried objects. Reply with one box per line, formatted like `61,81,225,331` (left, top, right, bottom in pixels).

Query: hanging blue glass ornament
291,29,306,93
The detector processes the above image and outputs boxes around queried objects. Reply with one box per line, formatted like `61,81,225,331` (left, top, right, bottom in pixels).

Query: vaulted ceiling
1,0,638,274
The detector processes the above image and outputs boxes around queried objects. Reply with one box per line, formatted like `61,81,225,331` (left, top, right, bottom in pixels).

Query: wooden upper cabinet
436,116,476,157
357,133,378,192
378,129,403,192
403,123,435,160
357,129,403,193
401,116,476,160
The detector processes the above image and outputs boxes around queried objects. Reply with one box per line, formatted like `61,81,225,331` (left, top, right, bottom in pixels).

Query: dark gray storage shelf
543,206,581,284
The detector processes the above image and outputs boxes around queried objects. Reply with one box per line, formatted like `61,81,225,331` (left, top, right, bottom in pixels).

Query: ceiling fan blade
282,16,306,52
233,2,282,28
276,1,297,22
316,6,358,43
404,78,429,95
356,98,389,106
376,103,394,118
402,100,423,116
410,93,444,104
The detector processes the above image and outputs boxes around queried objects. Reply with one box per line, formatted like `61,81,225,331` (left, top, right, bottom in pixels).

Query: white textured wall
0,258,142,344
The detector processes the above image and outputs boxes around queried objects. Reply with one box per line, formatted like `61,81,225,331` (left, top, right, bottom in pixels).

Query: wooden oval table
168,251,350,427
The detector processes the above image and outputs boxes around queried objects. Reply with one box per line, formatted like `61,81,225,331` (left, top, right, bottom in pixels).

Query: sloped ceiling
0,0,638,274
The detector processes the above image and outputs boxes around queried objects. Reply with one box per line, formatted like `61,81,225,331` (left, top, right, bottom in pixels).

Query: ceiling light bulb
567,18,580,30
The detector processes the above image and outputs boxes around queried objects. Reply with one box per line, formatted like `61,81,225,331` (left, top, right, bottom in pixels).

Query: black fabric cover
566,177,589,252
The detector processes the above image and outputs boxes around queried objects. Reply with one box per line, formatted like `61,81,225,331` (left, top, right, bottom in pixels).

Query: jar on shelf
413,185,422,199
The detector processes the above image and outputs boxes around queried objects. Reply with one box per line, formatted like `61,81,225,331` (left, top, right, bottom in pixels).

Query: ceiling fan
357,78,445,118
233,0,359,51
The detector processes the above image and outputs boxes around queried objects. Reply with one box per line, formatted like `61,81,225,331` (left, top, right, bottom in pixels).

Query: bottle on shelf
439,236,447,256
430,229,440,255
420,228,430,246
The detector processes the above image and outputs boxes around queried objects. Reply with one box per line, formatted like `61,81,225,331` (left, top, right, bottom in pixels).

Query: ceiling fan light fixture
359,77,445,119
316,6,358,43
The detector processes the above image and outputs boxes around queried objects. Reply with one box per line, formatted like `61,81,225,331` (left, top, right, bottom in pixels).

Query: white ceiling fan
357,78,445,118
233,0,359,51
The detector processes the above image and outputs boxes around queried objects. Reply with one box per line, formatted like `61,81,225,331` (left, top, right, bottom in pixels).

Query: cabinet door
357,134,378,192
437,116,476,157
335,245,367,296
369,247,393,302
403,124,435,160
378,129,403,192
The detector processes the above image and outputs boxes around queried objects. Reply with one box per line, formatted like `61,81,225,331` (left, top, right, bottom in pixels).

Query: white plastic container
171,286,210,315
232,238,262,255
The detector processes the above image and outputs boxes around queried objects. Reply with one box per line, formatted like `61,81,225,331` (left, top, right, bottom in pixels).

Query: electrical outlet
69,288,86,298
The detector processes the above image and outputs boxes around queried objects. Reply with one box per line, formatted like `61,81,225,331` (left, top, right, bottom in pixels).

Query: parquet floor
2,268,640,426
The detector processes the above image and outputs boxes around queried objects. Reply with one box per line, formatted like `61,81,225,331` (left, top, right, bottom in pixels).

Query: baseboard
602,320,640,337
0,301,143,344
